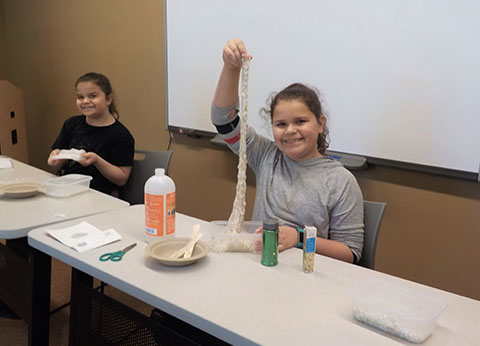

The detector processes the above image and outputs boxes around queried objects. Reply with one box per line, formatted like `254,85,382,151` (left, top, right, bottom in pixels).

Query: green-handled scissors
99,243,137,262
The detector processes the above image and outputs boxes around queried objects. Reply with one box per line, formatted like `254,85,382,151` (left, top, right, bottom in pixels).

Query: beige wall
2,0,479,300
0,0,8,79
4,0,168,169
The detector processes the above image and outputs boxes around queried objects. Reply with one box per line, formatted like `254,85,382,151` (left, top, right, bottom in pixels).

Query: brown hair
75,72,119,119
263,83,329,154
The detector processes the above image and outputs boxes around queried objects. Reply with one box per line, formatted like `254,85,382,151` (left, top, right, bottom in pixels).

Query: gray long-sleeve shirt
212,104,364,262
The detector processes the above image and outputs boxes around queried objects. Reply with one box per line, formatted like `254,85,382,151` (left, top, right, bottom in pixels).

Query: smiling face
272,99,325,162
75,81,112,120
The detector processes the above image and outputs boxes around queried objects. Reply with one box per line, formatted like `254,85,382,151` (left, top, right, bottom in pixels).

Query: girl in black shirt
48,72,134,195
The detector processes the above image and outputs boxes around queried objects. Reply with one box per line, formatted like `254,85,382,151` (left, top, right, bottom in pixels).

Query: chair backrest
121,149,173,205
358,200,387,270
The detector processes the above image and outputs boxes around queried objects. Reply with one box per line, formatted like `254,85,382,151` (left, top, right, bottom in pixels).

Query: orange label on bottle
145,193,164,237
166,192,176,235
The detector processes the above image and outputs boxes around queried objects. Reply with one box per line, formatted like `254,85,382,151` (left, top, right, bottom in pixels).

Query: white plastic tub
350,279,446,343
209,220,262,252
44,174,92,197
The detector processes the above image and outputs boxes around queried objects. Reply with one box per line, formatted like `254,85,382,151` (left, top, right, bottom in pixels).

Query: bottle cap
155,168,165,176
263,219,278,231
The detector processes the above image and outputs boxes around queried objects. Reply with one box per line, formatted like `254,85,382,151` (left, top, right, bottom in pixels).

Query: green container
261,219,279,266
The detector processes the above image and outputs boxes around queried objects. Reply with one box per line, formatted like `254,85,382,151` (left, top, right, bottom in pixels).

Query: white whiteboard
165,0,480,174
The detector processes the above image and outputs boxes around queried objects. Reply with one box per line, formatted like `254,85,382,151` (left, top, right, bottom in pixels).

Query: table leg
69,268,93,346
29,248,51,346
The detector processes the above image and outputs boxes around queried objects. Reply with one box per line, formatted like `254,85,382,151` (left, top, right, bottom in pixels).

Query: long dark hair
263,83,329,154
75,72,119,119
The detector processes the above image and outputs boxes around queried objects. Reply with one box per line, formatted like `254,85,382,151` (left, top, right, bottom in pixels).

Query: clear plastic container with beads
208,221,262,253
350,279,446,343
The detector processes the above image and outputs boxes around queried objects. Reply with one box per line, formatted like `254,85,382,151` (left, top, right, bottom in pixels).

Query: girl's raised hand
222,39,252,69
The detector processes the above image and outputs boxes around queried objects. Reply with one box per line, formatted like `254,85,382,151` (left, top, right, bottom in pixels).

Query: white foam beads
225,58,250,235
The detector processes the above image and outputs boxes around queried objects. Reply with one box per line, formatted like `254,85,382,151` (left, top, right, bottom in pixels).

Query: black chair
121,149,173,205
358,200,387,270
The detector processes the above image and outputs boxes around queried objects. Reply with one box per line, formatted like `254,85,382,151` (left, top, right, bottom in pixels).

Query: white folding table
0,157,129,346
28,205,480,345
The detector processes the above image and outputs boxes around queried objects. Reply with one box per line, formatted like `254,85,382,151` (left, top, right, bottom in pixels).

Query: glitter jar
261,219,278,266
303,226,317,273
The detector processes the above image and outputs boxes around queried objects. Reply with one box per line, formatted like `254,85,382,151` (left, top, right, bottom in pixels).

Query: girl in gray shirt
212,39,364,263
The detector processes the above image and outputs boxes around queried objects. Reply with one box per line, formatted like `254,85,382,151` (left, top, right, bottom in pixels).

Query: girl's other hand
278,226,298,252
255,225,297,252
47,149,68,170
222,39,252,70
254,227,262,252
79,152,99,167
47,149,61,166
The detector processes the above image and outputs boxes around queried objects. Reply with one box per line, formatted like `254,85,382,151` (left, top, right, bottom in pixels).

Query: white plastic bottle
144,168,176,243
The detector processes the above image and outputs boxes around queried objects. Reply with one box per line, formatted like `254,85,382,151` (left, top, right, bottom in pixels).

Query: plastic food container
44,174,92,197
209,220,262,252
350,279,446,343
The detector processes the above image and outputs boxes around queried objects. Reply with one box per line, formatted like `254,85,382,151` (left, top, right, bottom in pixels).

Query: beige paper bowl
145,238,209,267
